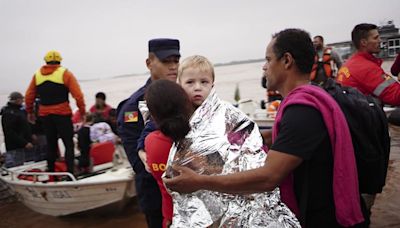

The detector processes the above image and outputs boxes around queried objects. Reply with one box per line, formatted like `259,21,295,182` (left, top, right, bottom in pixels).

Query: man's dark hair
351,23,378,49
145,80,192,142
272,28,315,74
313,35,324,43
95,92,106,101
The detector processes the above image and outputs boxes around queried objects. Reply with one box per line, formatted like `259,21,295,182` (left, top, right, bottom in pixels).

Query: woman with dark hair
144,79,193,228
145,80,192,142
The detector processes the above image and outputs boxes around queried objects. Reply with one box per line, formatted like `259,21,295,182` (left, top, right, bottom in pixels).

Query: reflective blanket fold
165,89,300,228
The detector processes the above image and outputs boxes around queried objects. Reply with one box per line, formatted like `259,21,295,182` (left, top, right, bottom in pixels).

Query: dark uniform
1,102,31,151
117,78,162,227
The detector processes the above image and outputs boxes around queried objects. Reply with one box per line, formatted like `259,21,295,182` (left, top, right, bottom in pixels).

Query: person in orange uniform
25,50,86,175
310,35,342,85
337,23,400,106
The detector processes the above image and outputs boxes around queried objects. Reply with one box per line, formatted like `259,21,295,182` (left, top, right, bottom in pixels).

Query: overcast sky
1,0,399,94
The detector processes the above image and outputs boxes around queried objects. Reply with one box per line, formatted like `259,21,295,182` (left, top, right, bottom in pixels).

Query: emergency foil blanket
165,89,300,228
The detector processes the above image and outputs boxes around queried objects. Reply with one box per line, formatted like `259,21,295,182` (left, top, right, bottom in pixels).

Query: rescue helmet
44,50,62,63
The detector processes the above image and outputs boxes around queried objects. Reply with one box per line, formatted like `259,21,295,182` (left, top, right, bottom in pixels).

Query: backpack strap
299,161,310,226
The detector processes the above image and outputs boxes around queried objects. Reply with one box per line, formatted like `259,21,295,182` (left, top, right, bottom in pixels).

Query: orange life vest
310,47,333,81
267,100,281,112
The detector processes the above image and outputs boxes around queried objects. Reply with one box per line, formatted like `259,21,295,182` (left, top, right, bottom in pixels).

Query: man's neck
280,75,310,97
357,48,377,56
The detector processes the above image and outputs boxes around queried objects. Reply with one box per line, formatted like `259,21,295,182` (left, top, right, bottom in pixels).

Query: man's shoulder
344,55,380,73
0,105,10,115
120,90,144,110
283,104,321,115
0,104,19,113
116,80,151,124
280,104,325,128
119,80,150,108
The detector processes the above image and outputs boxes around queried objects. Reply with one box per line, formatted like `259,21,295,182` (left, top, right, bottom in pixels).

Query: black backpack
319,78,391,194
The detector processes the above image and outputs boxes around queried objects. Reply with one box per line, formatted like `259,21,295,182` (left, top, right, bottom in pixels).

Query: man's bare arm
260,129,273,148
164,150,302,194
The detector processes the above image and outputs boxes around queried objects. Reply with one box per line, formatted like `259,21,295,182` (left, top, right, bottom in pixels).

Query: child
152,55,299,227
77,113,116,175
90,113,117,144
77,113,93,173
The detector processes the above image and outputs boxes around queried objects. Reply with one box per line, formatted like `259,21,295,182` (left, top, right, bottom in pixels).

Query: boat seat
52,141,115,172
55,161,68,172
90,141,115,166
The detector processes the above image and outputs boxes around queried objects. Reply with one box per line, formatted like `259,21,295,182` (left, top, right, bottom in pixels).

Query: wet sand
0,197,147,228
370,125,400,227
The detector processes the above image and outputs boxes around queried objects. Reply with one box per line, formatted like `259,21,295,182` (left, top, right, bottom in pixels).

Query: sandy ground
370,125,400,227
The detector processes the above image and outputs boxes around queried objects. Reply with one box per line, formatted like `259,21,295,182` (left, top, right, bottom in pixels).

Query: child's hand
138,150,151,173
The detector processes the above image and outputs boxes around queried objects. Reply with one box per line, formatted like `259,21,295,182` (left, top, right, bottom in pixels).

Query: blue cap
148,38,180,60
8,91,24,101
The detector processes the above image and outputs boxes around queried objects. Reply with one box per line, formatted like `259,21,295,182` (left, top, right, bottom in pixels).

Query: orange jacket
25,65,85,117
310,47,333,81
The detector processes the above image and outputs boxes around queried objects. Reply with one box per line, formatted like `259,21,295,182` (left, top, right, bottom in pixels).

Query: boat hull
11,180,134,216
1,162,136,216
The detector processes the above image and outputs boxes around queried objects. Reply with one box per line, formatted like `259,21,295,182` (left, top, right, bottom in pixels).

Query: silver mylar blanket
164,89,300,228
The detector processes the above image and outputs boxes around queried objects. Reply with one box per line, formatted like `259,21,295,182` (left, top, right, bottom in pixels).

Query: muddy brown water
1,125,400,228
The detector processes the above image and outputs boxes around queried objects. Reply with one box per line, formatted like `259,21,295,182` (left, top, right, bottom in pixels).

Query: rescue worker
25,50,85,175
311,35,342,85
1,92,33,152
337,23,400,106
116,38,180,228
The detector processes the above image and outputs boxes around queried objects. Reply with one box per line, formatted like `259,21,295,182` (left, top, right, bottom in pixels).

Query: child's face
179,67,214,107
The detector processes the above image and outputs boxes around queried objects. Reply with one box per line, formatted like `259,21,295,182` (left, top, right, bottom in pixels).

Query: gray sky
1,0,399,94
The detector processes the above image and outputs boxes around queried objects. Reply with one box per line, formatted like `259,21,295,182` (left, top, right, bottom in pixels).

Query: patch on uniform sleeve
337,66,350,82
124,111,138,122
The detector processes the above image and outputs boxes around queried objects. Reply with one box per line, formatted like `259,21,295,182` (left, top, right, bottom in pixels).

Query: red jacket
89,104,112,120
145,130,173,227
25,65,85,116
337,51,400,106
391,54,400,76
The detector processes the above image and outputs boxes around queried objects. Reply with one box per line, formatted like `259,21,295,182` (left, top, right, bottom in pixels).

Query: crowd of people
1,51,118,175
1,22,400,227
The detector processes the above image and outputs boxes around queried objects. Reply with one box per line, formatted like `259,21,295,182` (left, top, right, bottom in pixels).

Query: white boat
0,143,136,216
252,109,275,129
238,99,275,129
